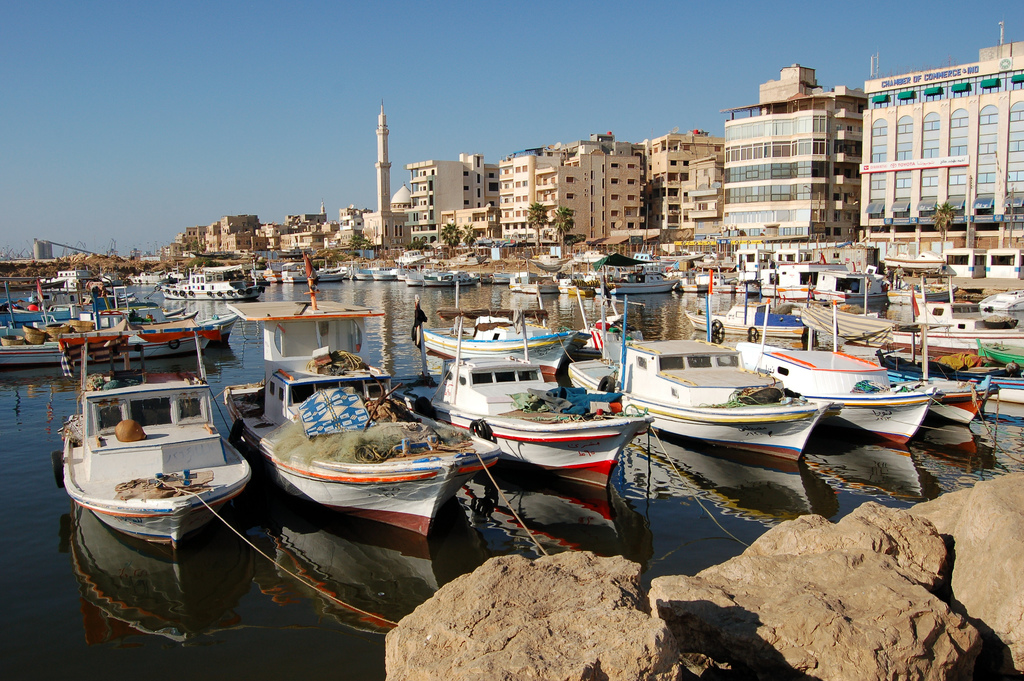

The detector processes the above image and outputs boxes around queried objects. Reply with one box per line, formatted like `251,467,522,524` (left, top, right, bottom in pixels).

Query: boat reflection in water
253,491,492,633
802,437,926,503
65,503,254,644
640,434,838,523
461,470,654,568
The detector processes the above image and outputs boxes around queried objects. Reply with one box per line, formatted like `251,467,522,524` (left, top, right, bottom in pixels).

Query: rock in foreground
912,472,1024,675
385,551,681,681
650,503,980,681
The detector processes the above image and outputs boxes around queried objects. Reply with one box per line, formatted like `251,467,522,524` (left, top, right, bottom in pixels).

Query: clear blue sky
0,0,1018,256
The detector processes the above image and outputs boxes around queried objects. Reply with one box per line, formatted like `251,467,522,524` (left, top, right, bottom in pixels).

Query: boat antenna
303,252,319,311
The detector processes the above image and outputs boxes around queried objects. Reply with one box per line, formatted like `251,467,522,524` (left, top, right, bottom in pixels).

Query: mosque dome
390,184,412,207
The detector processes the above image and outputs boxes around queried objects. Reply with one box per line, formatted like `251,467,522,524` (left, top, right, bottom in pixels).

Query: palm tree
440,222,462,258
526,202,549,251
552,206,575,253
933,202,955,250
409,237,428,251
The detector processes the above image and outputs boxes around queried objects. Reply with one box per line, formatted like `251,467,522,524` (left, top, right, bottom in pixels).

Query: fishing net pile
276,419,471,466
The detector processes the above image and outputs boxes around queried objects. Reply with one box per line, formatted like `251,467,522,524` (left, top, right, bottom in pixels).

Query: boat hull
422,328,581,379
802,393,932,443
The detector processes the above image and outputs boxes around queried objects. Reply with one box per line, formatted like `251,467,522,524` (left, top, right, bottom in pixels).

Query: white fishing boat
58,332,251,547
812,267,889,305
42,269,95,292
408,356,652,486
223,297,501,535
397,250,429,268
422,270,477,288
758,262,848,302
887,282,954,305
567,340,833,459
317,265,349,282
158,266,261,301
606,270,678,295
131,271,169,286
280,262,308,284
979,289,1024,313
371,268,400,281
735,343,934,443
508,271,559,295
892,300,1024,353
422,308,585,379
884,251,947,273
685,303,806,342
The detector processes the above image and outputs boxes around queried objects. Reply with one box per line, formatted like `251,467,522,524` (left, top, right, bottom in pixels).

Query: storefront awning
897,90,916,101
603,235,630,245
892,201,911,213
947,196,966,210
974,196,995,210
871,94,890,104
924,86,943,96
981,78,1001,89
951,82,971,93
1005,196,1024,208
917,199,938,212
1013,74,1024,85
866,202,885,215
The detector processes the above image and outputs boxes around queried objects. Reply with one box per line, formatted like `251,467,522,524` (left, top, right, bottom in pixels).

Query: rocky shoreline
385,473,1023,680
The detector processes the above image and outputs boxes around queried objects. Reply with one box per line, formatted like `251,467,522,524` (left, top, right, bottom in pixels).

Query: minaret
376,103,392,214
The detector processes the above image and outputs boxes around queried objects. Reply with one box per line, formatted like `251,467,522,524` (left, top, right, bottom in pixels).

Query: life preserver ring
747,326,760,342
710,320,725,345
597,375,616,393
469,418,495,442
167,338,181,350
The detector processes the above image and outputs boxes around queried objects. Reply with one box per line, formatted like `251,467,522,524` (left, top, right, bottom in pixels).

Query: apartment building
722,65,866,243
405,153,499,244
499,133,645,247
644,131,725,243
861,41,1024,252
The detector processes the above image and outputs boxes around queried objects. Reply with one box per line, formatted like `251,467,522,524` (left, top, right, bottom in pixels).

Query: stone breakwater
385,473,1024,681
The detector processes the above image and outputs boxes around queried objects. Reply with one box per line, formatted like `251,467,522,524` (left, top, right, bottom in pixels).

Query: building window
949,109,969,156
977,105,999,195
922,112,940,159
1008,103,1024,196
871,119,887,163
896,116,913,160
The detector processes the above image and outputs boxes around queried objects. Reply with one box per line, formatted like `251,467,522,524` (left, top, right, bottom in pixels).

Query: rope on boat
472,450,549,557
646,428,750,549
172,486,400,628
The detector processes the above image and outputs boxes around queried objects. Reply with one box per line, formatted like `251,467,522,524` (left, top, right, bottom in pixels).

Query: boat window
636,356,648,370
472,372,494,385
716,355,739,367
95,401,124,432
176,394,205,422
494,371,517,383
130,397,173,426
776,366,790,376
687,355,713,369
659,356,686,371
290,384,315,404
517,370,538,381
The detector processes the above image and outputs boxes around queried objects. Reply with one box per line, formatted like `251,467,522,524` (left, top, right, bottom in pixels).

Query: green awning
591,253,647,271
951,82,971,93
897,90,916,100
981,78,1001,89
871,94,890,104
1013,74,1024,84
924,86,943,96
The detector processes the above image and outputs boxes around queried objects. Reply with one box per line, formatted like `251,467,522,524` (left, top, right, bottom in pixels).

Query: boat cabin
80,377,224,482
621,340,771,407
736,345,889,395
440,358,547,416
228,301,390,426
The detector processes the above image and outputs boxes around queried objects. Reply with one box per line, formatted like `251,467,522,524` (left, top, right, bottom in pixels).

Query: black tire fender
51,450,64,489
469,418,495,442
710,320,725,345
167,338,181,350
597,375,616,393
747,326,760,343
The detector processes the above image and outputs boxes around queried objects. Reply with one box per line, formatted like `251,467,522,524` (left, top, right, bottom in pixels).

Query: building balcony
689,186,719,198
690,208,720,219
835,108,864,120
834,152,861,164
834,129,862,141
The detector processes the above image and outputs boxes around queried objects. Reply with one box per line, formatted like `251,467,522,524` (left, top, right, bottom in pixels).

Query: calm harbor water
3,281,1023,680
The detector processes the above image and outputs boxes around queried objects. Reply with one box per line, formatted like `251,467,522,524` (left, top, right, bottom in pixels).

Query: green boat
977,338,1024,365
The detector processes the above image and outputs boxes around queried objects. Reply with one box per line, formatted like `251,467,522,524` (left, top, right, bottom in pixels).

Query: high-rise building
404,153,499,244
722,65,866,244
643,131,725,245
861,41,1024,251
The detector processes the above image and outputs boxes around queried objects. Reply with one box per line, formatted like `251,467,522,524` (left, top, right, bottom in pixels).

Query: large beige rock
746,501,949,590
385,551,681,681
651,550,980,681
911,473,1024,675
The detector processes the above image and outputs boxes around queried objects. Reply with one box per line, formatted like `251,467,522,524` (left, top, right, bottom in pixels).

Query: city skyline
1,0,1017,255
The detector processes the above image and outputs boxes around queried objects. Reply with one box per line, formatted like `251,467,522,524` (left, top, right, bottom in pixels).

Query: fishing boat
879,348,1023,406
758,262,848,302
892,300,1024,353
159,266,261,301
371,268,400,282
812,267,889,305
508,271,559,295
130,271,170,286
567,340,834,459
317,265,349,282
976,339,1024,366
57,330,251,547
685,303,805,343
887,282,954,305
888,375,996,424
883,251,947,273
605,269,678,295
979,289,1024,313
408,356,652,486
422,270,477,288
280,262,309,284
421,308,585,379
735,343,934,443
397,250,429,268
222,295,501,535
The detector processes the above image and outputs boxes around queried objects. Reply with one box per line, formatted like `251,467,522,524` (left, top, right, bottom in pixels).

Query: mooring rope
473,450,549,556
173,486,399,628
